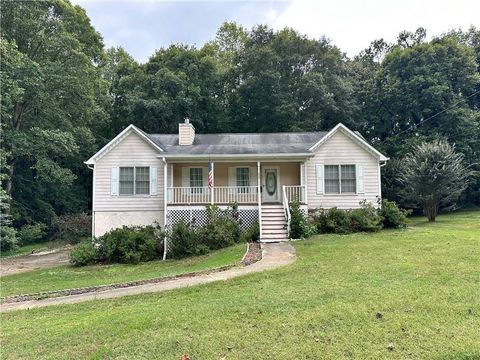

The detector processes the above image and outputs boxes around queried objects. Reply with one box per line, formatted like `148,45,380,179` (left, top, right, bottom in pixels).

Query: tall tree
0,0,107,228
228,25,357,133
398,139,475,221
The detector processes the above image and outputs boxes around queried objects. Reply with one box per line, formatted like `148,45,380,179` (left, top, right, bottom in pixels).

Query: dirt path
0,242,296,313
0,247,71,276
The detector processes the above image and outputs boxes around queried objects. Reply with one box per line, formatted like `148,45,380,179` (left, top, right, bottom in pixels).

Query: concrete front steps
260,204,289,242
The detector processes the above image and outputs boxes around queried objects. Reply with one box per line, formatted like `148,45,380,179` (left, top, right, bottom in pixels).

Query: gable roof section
84,124,164,165
85,123,388,163
309,123,389,161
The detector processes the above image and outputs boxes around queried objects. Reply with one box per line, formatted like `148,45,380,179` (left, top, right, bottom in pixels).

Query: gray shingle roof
146,132,329,155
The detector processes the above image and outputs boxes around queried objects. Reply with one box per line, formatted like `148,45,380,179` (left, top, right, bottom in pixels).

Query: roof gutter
157,153,314,160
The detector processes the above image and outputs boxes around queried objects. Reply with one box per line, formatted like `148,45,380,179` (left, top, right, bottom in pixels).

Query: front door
263,168,279,202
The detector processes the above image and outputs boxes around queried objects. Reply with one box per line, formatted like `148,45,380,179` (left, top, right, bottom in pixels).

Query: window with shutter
119,167,150,196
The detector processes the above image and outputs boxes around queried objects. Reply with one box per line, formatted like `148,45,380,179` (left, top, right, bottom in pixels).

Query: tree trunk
424,199,439,222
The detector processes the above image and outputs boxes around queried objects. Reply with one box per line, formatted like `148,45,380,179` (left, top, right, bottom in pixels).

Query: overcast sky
73,0,480,63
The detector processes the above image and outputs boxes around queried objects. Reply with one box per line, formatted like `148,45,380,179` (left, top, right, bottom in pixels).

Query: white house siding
93,131,164,236
94,211,163,237
306,130,380,209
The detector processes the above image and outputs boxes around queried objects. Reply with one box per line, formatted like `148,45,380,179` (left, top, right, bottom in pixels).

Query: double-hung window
236,167,250,193
324,164,356,194
119,167,150,195
189,168,203,194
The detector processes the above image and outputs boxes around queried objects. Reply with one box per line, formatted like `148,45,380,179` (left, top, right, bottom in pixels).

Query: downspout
162,157,168,260
379,160,388,205
86,164,95,240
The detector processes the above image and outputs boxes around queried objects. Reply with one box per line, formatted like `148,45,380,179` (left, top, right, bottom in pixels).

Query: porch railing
167,186,258,205
283,185,306,204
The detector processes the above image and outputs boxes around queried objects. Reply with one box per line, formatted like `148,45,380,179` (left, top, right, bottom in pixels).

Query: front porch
163,161,308,241
165,161,307,205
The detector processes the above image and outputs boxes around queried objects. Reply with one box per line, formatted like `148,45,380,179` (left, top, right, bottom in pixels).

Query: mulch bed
242,242,262,266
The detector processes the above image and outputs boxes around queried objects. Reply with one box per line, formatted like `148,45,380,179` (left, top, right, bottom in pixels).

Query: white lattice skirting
166,205,259,233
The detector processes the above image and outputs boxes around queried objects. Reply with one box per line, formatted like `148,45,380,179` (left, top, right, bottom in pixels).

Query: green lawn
1,244,246,298
1,212,479,359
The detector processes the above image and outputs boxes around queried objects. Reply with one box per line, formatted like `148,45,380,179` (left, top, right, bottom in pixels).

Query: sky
72,0,480,63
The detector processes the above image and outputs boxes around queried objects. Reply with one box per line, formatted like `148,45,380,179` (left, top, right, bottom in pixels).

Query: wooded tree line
1,1,479,242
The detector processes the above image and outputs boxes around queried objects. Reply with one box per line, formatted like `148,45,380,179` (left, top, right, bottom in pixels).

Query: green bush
1,226,18,252
169,220,209,259
378,199,411,228
18,222,47,245
349,201,383,232
313,207,352,234
313,201,384,234
240,223,260,243
99,225,163,264
198,204,241,250
70,241,99,266
57,212,91,243
289,200,316,239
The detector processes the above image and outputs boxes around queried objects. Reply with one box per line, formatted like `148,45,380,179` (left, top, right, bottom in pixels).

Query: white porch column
163,158,168,260
257,161,262,239
302,161,308,204
210,161,214,204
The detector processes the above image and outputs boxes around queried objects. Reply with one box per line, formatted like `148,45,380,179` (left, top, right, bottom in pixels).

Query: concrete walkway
0,242,295,313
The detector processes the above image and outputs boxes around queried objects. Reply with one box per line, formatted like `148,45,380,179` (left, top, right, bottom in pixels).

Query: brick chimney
178,118,195,146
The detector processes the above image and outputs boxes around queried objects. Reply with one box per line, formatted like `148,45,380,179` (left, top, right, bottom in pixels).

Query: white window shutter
150,166,157,195
316,164,324,194
249,167,257,187
111,167,119,196
202,167,208,187
182,167,189,187
228,167,236,186
356,165,364,194
228,167,235,196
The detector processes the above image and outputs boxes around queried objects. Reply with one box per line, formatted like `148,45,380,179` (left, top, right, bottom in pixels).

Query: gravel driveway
1,247,71,276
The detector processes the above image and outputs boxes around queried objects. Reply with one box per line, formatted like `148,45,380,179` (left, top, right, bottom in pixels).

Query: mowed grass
1,212,479,359
0,244,246,297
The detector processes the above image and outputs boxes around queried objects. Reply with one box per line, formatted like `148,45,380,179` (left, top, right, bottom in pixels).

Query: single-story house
85,120,389,242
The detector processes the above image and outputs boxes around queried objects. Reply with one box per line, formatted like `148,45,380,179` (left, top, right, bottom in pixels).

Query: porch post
163,158,168,260
257,161,262,240
210,161,214,204
303,161,308,204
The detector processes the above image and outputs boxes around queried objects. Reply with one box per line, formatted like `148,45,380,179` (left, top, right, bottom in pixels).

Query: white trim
85,124,164,165
303,161,308,204
158,153,313,160
163,158,167,260
257,161,262,239
309,123,389,161
91,165,96,238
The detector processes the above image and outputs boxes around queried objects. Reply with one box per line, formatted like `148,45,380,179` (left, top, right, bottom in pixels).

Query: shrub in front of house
196,204,241,250
70,240,99,266
311,200,410,234
99,225,163,264
169,205,243,259
378,199,411,228
169,220,209,259
289,200,316,239
349,200,383,232
240,222,260,243
313,207,352,234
